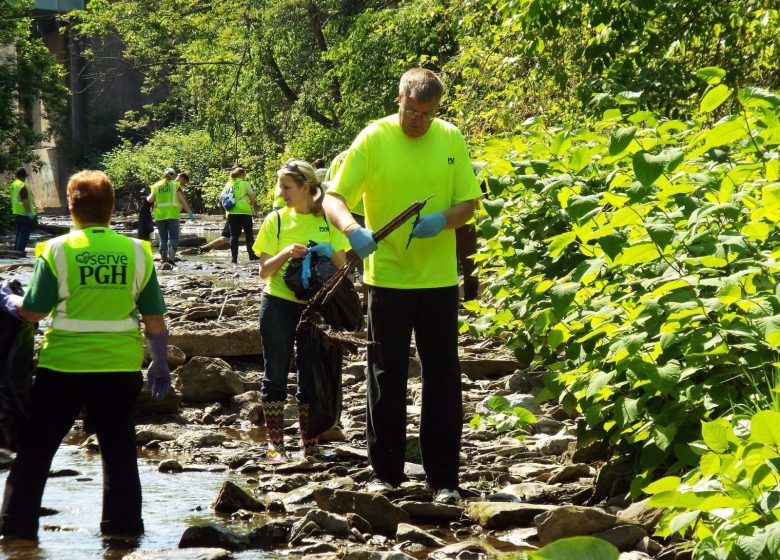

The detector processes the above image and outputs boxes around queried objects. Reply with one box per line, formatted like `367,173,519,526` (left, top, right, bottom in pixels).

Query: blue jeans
155,219,180,259
13,215,33,253
258,294,316,404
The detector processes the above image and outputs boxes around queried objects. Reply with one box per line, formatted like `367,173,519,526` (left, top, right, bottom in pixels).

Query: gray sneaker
432,488,460,505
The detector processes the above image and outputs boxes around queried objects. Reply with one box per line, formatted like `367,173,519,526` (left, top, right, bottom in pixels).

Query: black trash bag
137,198,154,241
299,328,343,440
284,243,338,301
0,281,35,451
319,277,363,332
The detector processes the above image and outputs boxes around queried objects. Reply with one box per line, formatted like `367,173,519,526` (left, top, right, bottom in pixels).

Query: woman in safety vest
225,166,259,264
0,170,171,541
147,167,196,265
252,160,349,462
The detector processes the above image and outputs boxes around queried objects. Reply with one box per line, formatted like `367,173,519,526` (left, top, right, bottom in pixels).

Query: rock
408,356,421,378
534,505,619,544
399,501,463,521
619,553,653,560
594,461,636,501
508,463,559,480
476,393,536,414
213,480,265,513
467,502,558,529
617,499,665,531
547,463,592,484
336,446,368,460
233,390,263,424
179,524,249,551
532,434,577,455
135,427,177,445
459,357,520,381
491,483,558,503
314,488,411,537
343,361,367,384
175,357,246,403
158,459,183,473
143,344,187,367
124,548,232,560
292,509,351,540
135,387,182,415
176,430,229,448
169,322,261,358
346,513,373,534
246,521,291,548
396,523,445,547
49,468,80,477
593,524,648,551
289,519,319,545
428,540,498,560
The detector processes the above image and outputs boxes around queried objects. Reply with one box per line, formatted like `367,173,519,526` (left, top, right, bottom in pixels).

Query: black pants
366,285,462,489
0,369,144,539
455,224,478,301
227,214,257,263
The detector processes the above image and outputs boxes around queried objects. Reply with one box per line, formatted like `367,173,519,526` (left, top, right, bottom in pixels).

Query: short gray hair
398,68,444,103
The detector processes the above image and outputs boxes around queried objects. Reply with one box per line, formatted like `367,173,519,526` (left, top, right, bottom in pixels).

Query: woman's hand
286,243,309,260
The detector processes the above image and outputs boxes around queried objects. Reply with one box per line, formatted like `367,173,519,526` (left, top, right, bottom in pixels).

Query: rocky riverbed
0,217,677,560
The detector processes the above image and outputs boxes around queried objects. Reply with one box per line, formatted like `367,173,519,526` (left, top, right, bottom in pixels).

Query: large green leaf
550,282,579,316
528,536,619,560
702,420,730,453
482,197,505,218
633,151,666,186
750,411,780,448
695,67,726,85
738,87,780,109
699,84,732,114
608,126,636,155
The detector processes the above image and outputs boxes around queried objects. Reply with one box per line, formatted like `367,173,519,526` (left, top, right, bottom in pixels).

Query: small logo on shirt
319,226,329,233
75,252,128,286
448,157,455,164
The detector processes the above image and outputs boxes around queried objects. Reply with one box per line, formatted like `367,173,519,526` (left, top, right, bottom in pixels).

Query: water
0,445,272,559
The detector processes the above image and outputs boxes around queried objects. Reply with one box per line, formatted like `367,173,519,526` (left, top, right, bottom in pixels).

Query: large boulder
169,321,261,357
175,357,246,403
213,480,265,513
313,488,410,537
534,505,619,544
467,502,558,529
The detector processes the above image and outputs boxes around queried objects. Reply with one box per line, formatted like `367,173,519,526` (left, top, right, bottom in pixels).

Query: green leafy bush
646,411,780,559
470,79,780,491
469,395,537,435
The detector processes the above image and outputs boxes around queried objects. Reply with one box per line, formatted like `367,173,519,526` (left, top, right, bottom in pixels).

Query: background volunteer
0,170,171,540
146,167,195,264
8,167,37,254
323,68,481,504
225,166,259,264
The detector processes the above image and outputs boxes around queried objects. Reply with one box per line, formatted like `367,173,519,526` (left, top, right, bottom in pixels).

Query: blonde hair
398,68,444,102
67,170,114,225
277,159,324,215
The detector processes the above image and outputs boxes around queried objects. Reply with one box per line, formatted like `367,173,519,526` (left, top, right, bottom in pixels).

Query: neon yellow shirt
253,207,349,303
330,115,481,288
151,179,180,220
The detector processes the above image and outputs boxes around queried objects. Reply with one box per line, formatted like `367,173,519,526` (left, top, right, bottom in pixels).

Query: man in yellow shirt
323,68,481,504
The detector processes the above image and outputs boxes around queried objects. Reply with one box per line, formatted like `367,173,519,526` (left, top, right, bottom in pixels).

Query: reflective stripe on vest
47,235,147,332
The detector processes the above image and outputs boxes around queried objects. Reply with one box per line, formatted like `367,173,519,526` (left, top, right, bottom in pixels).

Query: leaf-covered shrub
471,81,780,491
646,411,780,559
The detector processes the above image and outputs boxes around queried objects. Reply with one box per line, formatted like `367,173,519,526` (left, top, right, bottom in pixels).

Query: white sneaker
366,478,394,493
433,488,460,505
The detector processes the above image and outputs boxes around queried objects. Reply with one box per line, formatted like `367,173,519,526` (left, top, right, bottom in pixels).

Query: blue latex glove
0,283,23,320
411,213,446,239
26,212,34,220
145,330,171,399
347,227,377,258
309,243,334,259
187,211,196,221
300,252,313,289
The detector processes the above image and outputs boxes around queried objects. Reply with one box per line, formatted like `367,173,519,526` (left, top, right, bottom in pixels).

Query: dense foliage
1,0,68,230
647,411,780,559
471,82,780,494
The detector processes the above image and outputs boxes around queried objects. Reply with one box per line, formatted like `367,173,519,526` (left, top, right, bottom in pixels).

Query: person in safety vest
8,167,37,254
225,166,259,264
146,167,195,265
0,170,170,541
323,68,482,505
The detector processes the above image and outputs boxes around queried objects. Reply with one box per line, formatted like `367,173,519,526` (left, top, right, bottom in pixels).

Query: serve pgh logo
75,252,129,286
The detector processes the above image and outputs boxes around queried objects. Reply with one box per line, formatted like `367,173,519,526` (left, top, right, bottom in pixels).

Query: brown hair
277,159,324,216
398,68,444,103
230,167,245,179
67,170,114,226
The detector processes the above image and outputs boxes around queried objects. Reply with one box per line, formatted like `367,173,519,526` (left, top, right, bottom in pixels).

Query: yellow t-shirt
330,115,481,289
253,207,350,303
